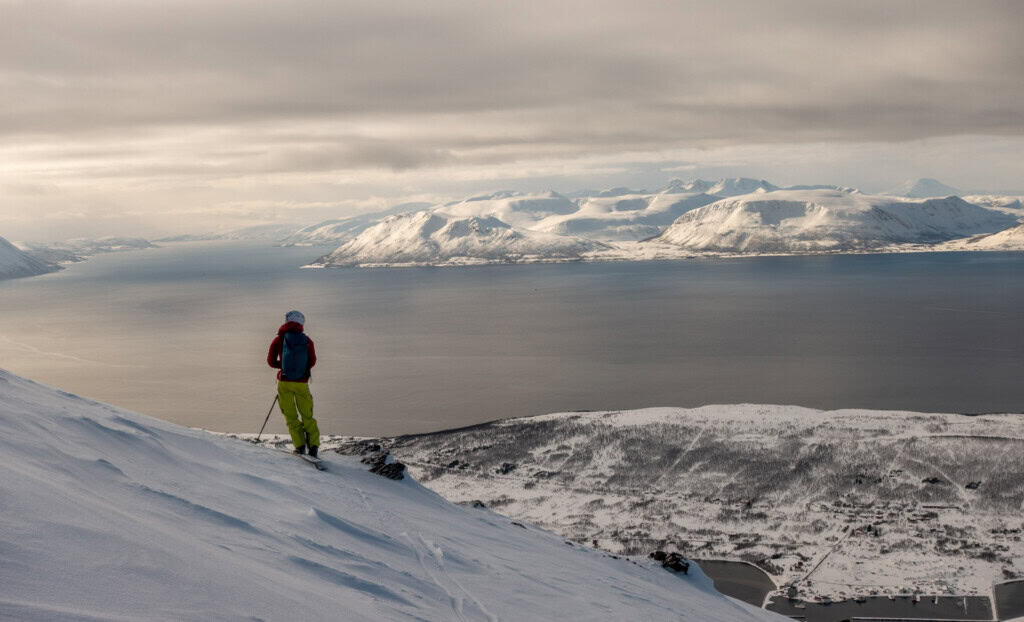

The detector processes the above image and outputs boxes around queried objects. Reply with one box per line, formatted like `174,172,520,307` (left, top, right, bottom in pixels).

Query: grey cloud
1,0,1023,178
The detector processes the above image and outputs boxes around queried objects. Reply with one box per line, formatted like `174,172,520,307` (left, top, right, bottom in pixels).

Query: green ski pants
277,380,320,449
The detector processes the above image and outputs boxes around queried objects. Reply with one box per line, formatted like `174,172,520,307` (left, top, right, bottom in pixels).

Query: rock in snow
0,235,58,279
0,368,780,621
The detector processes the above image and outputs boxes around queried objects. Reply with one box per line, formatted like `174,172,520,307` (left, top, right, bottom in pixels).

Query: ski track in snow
356,483,499,622
0,334,128,367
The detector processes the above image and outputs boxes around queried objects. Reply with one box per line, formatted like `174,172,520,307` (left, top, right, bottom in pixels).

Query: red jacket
267,321,317,382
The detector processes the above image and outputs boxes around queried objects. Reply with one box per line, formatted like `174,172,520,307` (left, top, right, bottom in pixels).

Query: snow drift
0,369,778,621
656,189,1018,252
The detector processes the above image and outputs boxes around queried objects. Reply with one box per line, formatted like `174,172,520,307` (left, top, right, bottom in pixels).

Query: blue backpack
280,332,310,381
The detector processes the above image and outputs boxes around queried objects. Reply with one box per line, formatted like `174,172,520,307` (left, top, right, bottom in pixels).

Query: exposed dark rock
361,451,406,480
496,462,517,475
471,500,487,509
662,552,689,574
334,440,384,456
649,550,688,573
966,481,982,490
511,521,527,529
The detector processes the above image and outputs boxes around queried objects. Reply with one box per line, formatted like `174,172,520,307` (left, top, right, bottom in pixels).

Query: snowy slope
656,188,1017,252
962,195,1024,217
940,221,1024,251
313,211,605,267
435,190,579,229
533,192,717,241
0,235,57,279
0,369,779,621
280,203,432,246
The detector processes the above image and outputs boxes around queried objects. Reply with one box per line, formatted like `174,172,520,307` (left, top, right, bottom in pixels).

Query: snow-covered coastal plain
0,369,780,621
312,406,1024,606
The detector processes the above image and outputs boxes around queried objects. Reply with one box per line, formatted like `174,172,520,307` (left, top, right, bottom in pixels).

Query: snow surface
0,235,57,279
656,188,1018,252
532,192,717,241
940,221,1024,251
280,203,432,246
0,369,780,621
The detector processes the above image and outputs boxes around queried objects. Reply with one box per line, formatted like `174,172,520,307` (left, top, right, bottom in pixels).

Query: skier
267,310,320,457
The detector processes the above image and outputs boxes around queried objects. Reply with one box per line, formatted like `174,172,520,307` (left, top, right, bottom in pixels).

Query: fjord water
1,241,1023,436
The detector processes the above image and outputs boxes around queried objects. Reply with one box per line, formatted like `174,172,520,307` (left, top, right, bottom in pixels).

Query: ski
272,447,327,471
298,453,327,471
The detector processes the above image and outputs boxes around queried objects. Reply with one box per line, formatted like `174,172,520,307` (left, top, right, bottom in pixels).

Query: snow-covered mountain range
0,369,778,621
16,236,156,264
296,179,1024,268
330,406,1024,603
156,223,305,242
0,235,58,280
655,189,1018,253
312,210,607,267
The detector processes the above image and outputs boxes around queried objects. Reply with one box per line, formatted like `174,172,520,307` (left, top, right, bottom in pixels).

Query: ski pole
254,395,279,443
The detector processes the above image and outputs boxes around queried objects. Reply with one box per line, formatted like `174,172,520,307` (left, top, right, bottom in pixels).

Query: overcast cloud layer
2,0,1023,239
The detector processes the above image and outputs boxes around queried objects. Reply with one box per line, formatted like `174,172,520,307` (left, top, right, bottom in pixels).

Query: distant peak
897,178,962,198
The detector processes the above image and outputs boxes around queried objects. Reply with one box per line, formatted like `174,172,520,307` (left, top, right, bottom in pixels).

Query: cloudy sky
2,0,1023,240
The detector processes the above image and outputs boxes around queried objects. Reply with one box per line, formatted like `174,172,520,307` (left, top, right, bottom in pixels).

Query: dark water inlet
995,579,1024,620
695,559,775,607
766,594,993,621
2,242,1023,436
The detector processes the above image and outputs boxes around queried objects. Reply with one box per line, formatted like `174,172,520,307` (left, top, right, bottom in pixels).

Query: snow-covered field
324,406,1024,603
0,369,780,621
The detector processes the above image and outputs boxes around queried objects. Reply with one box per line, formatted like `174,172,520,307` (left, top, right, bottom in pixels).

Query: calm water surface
2,241,1023,436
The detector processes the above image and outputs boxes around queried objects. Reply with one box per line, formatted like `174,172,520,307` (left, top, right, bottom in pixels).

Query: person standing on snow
267,310,320,457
